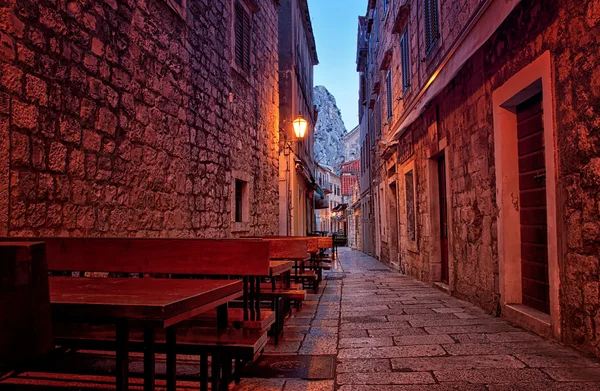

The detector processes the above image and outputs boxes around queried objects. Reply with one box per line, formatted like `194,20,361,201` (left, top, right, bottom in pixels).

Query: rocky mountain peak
313,86,347,170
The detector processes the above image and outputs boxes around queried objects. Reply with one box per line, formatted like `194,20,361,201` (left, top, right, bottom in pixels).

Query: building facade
0,0,281,238
341,159,359,246
278,0,319,236
343,125,360,161
357,0,600,359
356,16,375,256
314,163,342,234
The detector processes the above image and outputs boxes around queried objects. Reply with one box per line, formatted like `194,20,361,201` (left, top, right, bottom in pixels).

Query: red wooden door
517,92,550,314
438,155,449,283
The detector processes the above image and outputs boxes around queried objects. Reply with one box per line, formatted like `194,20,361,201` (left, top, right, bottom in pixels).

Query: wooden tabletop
269,261,293,276
50,277,243,327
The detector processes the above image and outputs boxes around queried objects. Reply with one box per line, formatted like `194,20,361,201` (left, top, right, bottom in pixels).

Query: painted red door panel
438,155,449,283
517,93,550,314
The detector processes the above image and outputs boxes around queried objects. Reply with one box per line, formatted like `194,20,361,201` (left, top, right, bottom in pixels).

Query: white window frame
230,170,253,233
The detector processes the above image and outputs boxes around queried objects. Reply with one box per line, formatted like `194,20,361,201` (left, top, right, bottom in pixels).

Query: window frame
401,159,419,253
424,0,440,55
400,27,411,94
383,0,391,18
231,170,253,232
386,69,393,120
232,0,253,75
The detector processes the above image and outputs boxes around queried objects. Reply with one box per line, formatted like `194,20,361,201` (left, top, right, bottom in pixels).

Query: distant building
314,163,342,234
343,125,360,161
356,15,375,256
341,159,360,247
356,0,600,360
278,0,319,236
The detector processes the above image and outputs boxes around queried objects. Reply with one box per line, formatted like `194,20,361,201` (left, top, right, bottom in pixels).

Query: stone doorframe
427,139,454,291
492,51,561,339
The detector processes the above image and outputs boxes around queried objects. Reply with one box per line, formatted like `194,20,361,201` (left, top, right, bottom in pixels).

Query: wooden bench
317,236,334,262
0,243,53,368
25,238,274,391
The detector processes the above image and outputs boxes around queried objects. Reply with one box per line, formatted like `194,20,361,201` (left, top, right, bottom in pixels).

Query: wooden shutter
242,9,251,71
400,28,410,91
234,2,245,68
386,70,393,119
425,0,439,51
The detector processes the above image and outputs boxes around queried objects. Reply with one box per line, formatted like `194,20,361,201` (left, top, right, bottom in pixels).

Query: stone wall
0,0,280,238
396,0,600,357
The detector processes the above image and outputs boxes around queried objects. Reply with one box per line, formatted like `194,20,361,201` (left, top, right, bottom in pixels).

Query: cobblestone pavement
234,247,600,391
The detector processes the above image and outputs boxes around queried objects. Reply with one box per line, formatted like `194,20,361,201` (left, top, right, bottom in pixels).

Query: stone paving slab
234,247,600,390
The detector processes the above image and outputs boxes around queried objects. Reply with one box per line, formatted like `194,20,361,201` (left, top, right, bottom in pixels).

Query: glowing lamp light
293,116,308,139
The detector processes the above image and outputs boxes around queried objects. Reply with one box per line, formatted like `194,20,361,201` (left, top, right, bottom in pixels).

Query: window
376,96,382,139
380,185,387,241
425,0,439,53
400,28,411,93
360,75,367,105
386,70,393,119
231,171,252,232
405,169,416,241
234,1,251,72
234,179,246,223
374,8,379,48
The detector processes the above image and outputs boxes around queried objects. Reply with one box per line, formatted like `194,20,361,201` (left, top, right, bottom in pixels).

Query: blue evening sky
308,0,366,132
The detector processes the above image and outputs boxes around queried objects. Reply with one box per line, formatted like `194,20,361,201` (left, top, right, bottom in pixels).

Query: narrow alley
237,248,600,391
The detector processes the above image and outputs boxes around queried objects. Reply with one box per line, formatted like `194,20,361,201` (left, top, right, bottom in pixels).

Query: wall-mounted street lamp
293,116,308,138
283,116,308,156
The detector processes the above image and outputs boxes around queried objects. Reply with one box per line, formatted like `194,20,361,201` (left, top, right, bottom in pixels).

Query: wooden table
50,277,243,391
269,261,292,290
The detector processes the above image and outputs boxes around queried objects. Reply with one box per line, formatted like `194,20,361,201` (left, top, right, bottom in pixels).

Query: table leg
166,327,176,391
243,276,249,321
116,320,129,391
217,303,228,329
255,278,261,320
249,278,255,321
143,326,155,391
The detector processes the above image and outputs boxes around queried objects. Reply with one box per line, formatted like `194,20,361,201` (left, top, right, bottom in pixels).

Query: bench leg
234,358,242,384
211,353,221,391
116,320,129,391
143,326,155,391
166,327,176,391
221,356,231,391
200,354,208,391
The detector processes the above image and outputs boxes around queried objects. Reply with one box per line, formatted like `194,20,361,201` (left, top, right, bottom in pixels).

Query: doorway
437,154,449,283
388,181,400,270
492,51,560,338
517,92,550,314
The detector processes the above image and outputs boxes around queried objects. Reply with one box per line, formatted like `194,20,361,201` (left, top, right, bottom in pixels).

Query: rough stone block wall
397,0,600,357
0,0,280,238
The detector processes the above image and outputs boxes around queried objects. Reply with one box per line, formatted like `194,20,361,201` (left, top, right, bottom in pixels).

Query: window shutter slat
386,70,393,119
234,2,244,68
243,11,251,71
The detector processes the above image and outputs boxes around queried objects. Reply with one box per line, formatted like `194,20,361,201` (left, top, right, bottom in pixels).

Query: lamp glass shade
293,117,308,139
